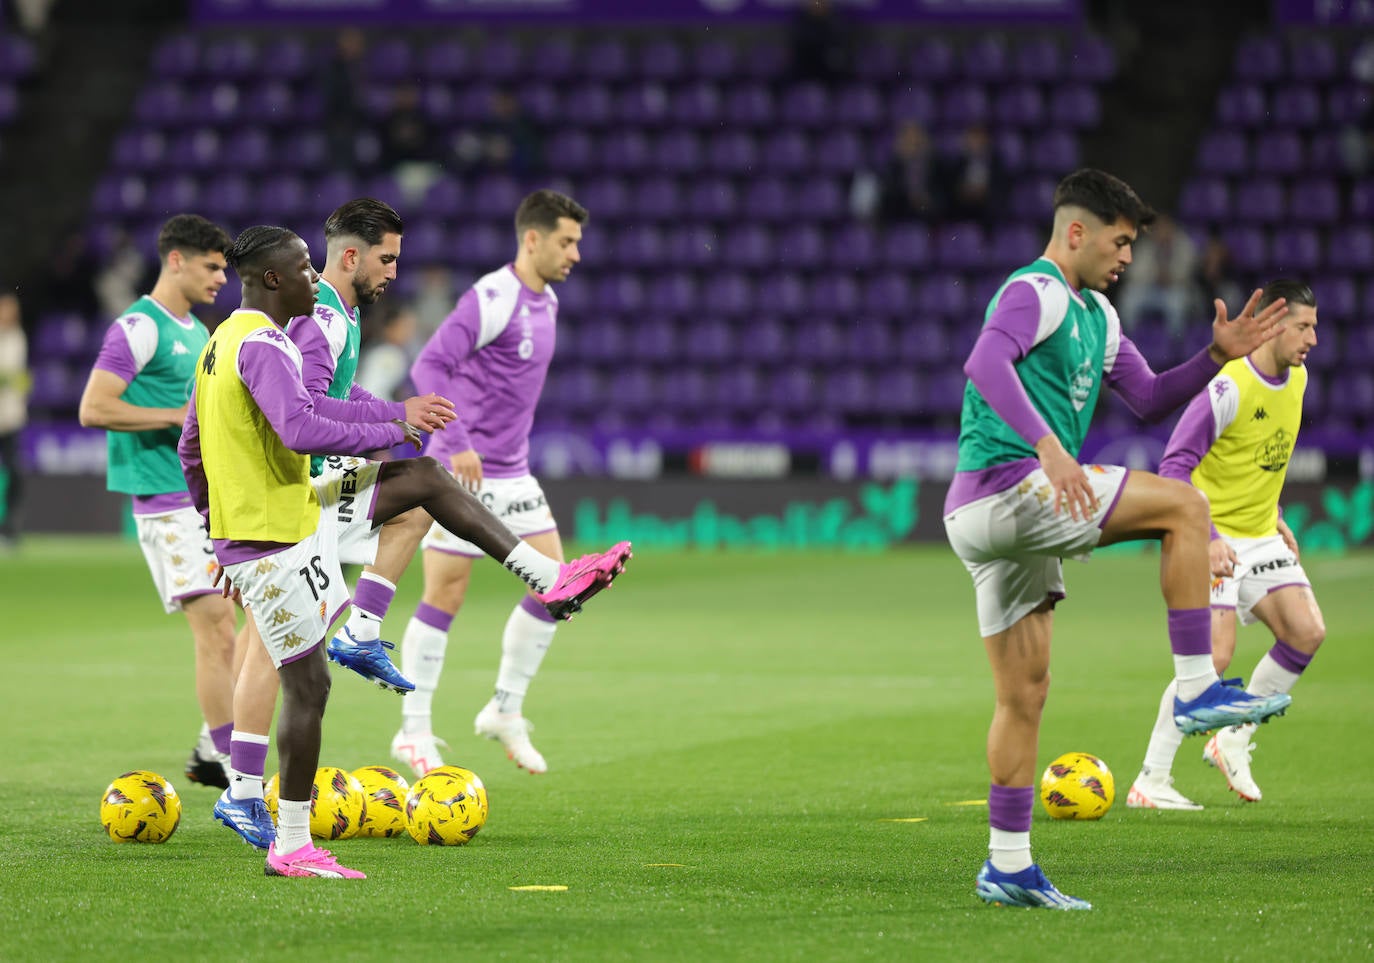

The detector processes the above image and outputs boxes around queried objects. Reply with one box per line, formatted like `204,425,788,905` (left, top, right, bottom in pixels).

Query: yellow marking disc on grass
946,799,988,807
876,817,929,823
508,885,569,892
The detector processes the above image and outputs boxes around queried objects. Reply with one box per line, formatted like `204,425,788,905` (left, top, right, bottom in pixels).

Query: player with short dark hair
79,213,240,790
181,226,629,878
1128,279,1325,809
390,189,589,777
943,168,1293,910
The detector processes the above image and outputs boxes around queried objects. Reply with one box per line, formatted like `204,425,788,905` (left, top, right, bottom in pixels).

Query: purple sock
1269,638,1313,674
353,574,396,620
987,784,1034,832
230,734,270,778
1167,608,1212,656
520,592,557,624
209,722,233,756
415,601,454,633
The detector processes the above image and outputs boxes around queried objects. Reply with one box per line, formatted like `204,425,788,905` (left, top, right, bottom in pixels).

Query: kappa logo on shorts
260,584,284,600
282,632,307,649
254,559,279,575
164,533,179,545
174,577,187,587
171,554,184,566
269,609,297,627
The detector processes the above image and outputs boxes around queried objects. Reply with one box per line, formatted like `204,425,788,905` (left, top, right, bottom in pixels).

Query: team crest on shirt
1070,358,1096,411
1253,428,1294,473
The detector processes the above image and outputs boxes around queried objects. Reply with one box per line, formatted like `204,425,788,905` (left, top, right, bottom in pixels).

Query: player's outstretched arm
1208,288,1285,364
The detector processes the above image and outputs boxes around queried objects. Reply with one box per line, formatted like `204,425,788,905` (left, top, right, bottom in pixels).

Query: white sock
401,615,450,734
988,828,1032,873
1173,655,1217,701
491,602,558,716
502,542,559,594
276,799,311,855
1247,652,1302,696
196,721,214,757
344,573,397,643
229,771,265,801
1141,679,1185,777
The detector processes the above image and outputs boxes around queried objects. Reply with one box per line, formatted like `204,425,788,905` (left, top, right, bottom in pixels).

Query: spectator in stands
874,120,942,225
322,28,366,173
0,291,28,548
937,123,1008,226
788,0,853,84
380,84,442,198
358,305,418,402
1194,230,1244,322
1116,214,1201,335
94,229,150,321
32,228,100,321
453,89,545,178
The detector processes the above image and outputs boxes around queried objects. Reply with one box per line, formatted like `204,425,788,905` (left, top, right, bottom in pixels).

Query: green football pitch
1,537,1371,961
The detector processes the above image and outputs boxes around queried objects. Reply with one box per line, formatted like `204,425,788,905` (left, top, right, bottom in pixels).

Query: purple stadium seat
645,131,697,179
990,225,1041,268
1195,129,1249,176
35,313,90,359
797,177,846,221
668,225,721,267
723,224,773,269
740,39,788,80
30,360,82,412
714,273,755,317
873,370,926,416
1016,36,1063,82
777,224,826,270
1028,130,1079,171
743,178,791,223
717,366,763,415
1327,225,1374,271
686,320,735,364
1351,180,1374,219
595,274,646,315
1307,131,1346,174
1216,84,1266,127
423,39,471,82
793,321,846,364
205,174,253,221
671,81,722,128
150,34,199,79
564,82,612,127
725,84,774,127
687,177,741,221
634,176,684,220
480,36,523,82
402,221,449,265
761,130,811,174
661,272,699,315
1290,35,1338,82
1312,276,1356,320
111,130,168,171
863,273,914,317
1068,33,1116,82
890,85,937,126
526,37,575,81
1232,178,1285,223
828,222,879,272
963,35,1011,82
601,130,651,173
364,38,413,83
203,36,258,79
610,226,665,270
995,130,1027,171
1328,373,1374,419
1272,86,1322,128
171,128,219,173
773,273,810,318
134,85,189,126
576,321,626,365
834,83,885,129
586,38,632,82
256,174,308,219
617,84,671,127
1050,85,1101,129
854,41,902,82
1326,84,1368,125
1344,323,1374,365
639,38,686,82
545,129,594,174
810,276,860,316
823,368,873,415
705,130,756,174
1270,228,1322,273
881,224,932,269
1288,179,1340,224
1010,176,1057,219
261,37,311,81
1222,225,1268,271
470,174,524,219
749,318,789,363
941,84,990,126
1178,177,1231,223
918,273,971,320
909,38,956,81
657,367,709,415
630,320,678,363
813,129,857,174
995,86,1045,128
1253,131,1303,176
693,38,739,80
1233,35,1284,83
781,83,832,129
897,318,955,367
769,368,819,414
849,318,895,362
577,177,628,221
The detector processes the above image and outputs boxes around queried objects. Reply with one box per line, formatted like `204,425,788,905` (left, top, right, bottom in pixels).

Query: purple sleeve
962,281,1055,449
1158,389,1222,538
238,340,403,455
410,291,480,452
1105,339,1221,422
177,387,210,524
312,386,405,424
92,323,139,383
285,314,341,400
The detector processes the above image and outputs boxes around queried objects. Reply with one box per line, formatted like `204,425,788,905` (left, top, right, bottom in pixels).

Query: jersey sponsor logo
481,492,548,518
335,462,360,521
1252,406,1268,421
202,340,218,375
1253,427,1294,472
1070,358,1095,411
1249,556,1295,575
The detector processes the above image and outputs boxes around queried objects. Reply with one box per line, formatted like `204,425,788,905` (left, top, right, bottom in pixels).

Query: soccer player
942,168,1294,910
78,214,239,789
211,198,454,846
390,189,585,777
1127,280,1324,809
180,226,629,878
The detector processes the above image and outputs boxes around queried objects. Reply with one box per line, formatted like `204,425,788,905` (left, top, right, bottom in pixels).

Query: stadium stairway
0,0,184,293
1081,0,1268,210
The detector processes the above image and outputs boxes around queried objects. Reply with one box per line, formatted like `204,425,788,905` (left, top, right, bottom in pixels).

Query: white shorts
312,456,383,567
1211,534,1312,626
422,473,556,557
134,506,221,613
943,465,1130,636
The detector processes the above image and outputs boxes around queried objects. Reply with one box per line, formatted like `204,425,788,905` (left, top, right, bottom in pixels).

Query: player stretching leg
391,190,590,777
182,227,628,875
943,170,1292,910
1128,280,1325,809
